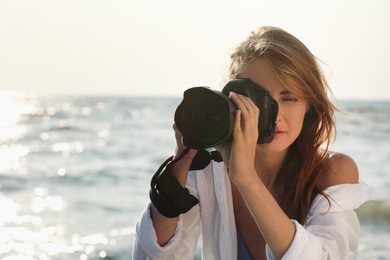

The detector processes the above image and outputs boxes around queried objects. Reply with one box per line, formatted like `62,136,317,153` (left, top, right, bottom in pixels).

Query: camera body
174,78,279,149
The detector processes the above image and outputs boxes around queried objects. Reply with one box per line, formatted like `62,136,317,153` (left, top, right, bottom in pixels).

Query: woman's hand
171,123,197,186
226,92,260,186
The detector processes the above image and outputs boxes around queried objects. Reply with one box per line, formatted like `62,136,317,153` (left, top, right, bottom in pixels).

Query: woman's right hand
171,123,197,187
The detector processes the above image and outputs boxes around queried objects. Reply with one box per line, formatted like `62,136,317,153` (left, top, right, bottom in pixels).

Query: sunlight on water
0,145,29,174
0,94,30,143
0,197,21,226
0,188,132,258
51,142,84,158
0,94,30,175
0,93,134,258
0,189,68,258
31,195,65,213
0,94,22,128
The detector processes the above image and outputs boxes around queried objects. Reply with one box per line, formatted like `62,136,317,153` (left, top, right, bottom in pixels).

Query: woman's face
239,58,309,153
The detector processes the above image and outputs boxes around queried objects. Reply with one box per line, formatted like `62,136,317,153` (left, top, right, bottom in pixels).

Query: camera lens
188,95,229,143
175,87,235,149
204,109,221,126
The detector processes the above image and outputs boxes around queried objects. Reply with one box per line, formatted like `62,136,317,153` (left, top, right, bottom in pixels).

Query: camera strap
149,149,223,218
189,149,223,171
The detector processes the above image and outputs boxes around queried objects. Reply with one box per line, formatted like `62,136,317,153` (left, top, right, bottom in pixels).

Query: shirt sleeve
132,172,201,260
265,181,381,260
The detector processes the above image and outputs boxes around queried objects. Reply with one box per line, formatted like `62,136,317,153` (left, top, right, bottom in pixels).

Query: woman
132,26,377,259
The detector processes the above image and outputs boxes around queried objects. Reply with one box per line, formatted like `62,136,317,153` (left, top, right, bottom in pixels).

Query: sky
0,0,389,100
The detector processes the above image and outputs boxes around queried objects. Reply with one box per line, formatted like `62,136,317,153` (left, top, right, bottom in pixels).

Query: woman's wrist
230,168,259,190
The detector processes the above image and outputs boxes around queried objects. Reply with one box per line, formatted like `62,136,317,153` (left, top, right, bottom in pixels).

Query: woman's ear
304,106,313,123
305,103,310,113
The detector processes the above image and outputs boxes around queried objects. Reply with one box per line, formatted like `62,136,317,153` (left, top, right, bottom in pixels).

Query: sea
0,94,389,260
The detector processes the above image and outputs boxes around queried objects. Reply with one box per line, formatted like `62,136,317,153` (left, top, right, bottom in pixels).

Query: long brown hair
228,26,337,224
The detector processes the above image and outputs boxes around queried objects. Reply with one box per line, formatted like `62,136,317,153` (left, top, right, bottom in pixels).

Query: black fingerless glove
149,148,222,218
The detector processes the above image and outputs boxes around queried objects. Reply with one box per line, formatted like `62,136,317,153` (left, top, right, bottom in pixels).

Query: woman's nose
275,101,283,124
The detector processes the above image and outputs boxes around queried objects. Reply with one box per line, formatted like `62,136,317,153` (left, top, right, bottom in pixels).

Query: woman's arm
132,124,200,259
234,170,296,259
150,150,196,246
240,154,359,259
226,92,295,258
150,124,197,246
227,93,360,259
265,180,377,259
133,195,201,260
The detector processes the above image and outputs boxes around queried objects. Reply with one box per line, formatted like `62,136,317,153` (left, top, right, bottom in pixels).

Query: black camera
174,78,279,149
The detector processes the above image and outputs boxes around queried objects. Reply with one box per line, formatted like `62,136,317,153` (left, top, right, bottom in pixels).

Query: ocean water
0,94,389,260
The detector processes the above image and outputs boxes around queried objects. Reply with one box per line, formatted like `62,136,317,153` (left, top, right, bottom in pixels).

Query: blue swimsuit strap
237,231,253,260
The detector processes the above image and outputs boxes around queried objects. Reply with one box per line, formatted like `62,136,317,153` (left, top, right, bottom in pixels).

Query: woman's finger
172,123,197,161
173,123,185,151
230,92,260,126
233,109,242,137
229,92,248,113
231,93,258,113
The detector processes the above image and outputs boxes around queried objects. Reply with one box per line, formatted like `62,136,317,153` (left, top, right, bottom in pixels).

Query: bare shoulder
316,151,359,191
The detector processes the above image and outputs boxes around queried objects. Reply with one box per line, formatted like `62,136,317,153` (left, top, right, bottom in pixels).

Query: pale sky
0,0,389,100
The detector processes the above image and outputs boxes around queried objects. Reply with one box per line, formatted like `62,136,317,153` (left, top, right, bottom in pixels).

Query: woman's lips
274,130,286,139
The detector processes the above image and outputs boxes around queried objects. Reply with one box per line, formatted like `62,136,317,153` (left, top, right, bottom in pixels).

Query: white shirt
132,160,379,260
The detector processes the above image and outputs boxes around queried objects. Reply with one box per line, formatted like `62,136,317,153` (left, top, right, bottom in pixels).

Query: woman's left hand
227,92,260,186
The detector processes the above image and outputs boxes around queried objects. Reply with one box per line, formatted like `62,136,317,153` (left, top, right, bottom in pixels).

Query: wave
356,200,390,224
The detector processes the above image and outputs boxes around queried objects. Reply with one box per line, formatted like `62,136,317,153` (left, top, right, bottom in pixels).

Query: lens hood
174,87,236,149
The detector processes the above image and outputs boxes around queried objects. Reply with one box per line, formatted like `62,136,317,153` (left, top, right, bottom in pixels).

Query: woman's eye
281,96,298,102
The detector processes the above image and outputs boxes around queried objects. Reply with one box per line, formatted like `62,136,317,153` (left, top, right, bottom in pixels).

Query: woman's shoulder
316,151,359,192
